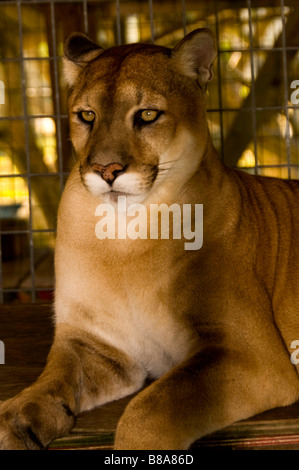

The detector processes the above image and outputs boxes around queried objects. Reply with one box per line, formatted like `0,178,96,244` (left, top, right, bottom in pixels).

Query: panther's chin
102,191,147,210
106,190,128,204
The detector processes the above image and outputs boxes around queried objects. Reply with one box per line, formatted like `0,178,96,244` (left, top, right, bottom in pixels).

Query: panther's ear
172,28,217,89
63,32,104,87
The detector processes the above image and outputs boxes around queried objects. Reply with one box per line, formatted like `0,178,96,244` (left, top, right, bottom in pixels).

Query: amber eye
140,109,159,122
79,111,95,123
134,109,163,128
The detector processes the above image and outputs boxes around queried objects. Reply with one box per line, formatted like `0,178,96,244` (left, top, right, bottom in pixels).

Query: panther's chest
56,272,195,379
97,301,195,378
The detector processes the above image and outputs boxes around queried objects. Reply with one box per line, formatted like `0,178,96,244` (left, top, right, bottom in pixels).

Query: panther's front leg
0,323,145,450
115,346,299,450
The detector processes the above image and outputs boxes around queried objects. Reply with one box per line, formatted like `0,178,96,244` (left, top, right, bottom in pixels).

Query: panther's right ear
63,32,104,87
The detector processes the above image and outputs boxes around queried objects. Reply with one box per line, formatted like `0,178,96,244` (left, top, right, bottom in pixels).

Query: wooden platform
1,303,299,450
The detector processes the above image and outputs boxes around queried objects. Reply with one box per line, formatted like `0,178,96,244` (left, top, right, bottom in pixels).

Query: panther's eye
134,109,163,127
140,110,159,122
78,111,95,123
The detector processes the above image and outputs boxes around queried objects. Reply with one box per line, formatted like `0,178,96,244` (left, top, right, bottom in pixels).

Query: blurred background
0,0,298,303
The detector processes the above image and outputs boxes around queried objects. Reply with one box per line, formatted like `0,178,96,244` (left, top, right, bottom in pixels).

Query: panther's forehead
80,43,171,79
70,77,168,116
97,42,171,63
70,51,174,111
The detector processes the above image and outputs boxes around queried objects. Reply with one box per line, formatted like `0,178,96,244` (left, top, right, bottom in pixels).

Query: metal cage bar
17,1,36,301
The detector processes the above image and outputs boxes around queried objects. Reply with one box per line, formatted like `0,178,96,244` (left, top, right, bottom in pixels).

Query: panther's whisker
157,160,177,166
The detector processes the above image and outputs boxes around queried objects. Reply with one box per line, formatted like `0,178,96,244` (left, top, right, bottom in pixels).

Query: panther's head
63,29,216,206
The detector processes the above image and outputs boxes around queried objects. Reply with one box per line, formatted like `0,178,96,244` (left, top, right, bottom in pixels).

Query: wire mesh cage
0,0,298,302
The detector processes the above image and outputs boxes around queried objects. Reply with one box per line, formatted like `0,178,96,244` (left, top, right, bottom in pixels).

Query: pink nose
91,162,125,184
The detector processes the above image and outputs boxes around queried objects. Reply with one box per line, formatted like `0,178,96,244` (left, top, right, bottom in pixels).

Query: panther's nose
91,162,126,185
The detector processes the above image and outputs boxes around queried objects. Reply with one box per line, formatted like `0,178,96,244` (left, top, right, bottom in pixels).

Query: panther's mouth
83,166,154,203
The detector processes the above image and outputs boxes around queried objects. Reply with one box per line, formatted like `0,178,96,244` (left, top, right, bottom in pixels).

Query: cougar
1,28,299,450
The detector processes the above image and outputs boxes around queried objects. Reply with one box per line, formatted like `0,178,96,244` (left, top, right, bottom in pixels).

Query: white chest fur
55,251,195,379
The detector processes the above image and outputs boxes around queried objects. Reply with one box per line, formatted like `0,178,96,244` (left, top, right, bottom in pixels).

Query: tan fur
1,29,299,450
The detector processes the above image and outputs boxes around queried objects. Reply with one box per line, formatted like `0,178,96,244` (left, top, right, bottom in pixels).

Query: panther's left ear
172,28,217,89
63,32,104,87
